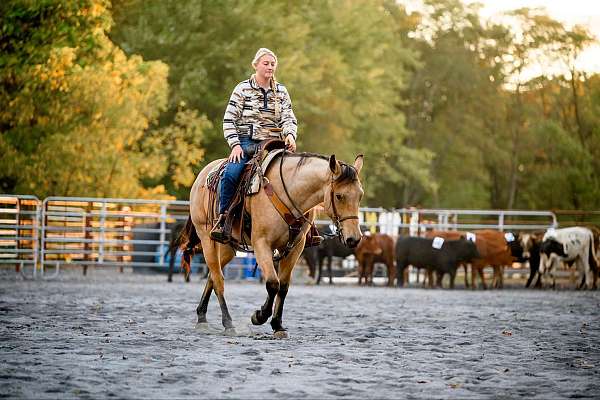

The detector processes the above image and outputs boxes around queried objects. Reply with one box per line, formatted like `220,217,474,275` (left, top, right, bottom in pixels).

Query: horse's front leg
271,238,306,338
251,240,279,326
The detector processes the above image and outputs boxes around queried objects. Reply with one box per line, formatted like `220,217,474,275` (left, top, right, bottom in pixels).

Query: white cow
540,227,598,289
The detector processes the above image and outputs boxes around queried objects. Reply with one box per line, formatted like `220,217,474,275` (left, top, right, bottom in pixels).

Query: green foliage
110,0,434,204
519,121,598,209
0,0,209,198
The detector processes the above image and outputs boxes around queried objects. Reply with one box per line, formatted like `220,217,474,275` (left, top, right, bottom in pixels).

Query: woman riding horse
176,48,365,338
210,48,298,243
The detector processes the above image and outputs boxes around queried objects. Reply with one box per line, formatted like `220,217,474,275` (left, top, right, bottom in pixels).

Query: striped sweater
222,75,297,149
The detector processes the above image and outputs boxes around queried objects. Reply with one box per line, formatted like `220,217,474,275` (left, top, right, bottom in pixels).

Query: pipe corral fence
0,195,571,280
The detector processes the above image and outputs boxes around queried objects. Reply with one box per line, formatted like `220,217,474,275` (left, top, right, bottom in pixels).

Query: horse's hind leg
198,234,235,332
196,274,213,324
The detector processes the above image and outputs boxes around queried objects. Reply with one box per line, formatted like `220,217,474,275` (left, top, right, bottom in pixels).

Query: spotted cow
540,227,598,289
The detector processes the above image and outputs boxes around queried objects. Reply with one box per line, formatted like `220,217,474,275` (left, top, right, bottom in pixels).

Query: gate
0,195,41,278
39,197,196,276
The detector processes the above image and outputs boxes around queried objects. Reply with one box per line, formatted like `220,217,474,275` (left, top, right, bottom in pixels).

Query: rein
261,151,310,261
279,151,312,225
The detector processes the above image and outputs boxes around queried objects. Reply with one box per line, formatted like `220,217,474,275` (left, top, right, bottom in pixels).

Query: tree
1,0,208,198
110,0,434,205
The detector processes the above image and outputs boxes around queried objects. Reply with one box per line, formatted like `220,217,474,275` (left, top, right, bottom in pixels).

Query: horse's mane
285,152,358,184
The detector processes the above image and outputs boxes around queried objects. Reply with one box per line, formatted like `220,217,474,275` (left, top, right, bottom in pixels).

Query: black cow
396,236,480,289
302,225,355,285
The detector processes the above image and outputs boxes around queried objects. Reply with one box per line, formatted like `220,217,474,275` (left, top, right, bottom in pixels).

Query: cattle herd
302,226,600,290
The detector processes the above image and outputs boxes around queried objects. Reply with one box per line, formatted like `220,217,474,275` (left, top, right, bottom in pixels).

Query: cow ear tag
504,232,515,242
432,237,444,249
466,232,476,242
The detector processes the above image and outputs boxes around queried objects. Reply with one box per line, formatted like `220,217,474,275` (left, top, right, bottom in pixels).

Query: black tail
174,216,201,279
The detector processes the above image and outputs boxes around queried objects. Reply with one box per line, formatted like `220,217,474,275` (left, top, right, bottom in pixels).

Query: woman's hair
252,48,281,120
251,48,277,67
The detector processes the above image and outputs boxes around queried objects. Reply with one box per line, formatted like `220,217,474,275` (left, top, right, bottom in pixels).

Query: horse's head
324,154,364,248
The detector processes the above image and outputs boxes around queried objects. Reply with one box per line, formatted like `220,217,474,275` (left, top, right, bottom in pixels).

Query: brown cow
355,233,396,286
427,229,517,289
470,230,516,289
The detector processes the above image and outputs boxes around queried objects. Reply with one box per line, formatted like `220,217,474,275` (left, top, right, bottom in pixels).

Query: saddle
206,139,322,253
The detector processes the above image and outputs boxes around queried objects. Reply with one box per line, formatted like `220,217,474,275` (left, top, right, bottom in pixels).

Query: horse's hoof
273,330,288,339
224,327,237,336
251,310,265,326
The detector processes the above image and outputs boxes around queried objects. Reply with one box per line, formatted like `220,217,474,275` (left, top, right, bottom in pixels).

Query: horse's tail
173,216,201,279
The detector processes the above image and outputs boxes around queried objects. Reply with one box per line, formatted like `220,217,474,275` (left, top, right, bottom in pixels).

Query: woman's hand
228,144,244,163
284,135,296,152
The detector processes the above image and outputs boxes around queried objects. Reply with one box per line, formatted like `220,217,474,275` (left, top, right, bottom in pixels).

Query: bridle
328,175,359,243
275,151,359,244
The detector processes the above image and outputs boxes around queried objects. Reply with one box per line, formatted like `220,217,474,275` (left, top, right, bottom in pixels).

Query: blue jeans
219,136,260,214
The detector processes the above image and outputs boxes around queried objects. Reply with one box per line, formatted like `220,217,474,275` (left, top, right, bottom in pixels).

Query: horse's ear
354,154,364,175
329,154,341,176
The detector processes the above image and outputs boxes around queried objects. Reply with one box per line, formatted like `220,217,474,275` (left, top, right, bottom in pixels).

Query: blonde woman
211,48,298,243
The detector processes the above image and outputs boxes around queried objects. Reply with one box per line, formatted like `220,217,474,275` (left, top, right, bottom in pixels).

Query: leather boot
210,213,230,244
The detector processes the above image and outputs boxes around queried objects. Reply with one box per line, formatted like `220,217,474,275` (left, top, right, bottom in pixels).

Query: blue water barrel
242,255,260,280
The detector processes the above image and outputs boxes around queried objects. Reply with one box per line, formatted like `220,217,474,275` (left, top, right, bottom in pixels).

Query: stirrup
210,214,230,244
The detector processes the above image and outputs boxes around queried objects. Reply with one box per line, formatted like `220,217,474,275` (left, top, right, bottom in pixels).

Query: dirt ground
1,267,599,399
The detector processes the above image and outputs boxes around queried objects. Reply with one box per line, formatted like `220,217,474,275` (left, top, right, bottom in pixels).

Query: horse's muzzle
346,237,361,248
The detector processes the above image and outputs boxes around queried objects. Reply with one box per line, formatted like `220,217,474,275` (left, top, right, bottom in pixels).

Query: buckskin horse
176,151,364,338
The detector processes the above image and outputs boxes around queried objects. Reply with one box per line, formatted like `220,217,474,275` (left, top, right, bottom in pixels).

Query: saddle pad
247,149,285,195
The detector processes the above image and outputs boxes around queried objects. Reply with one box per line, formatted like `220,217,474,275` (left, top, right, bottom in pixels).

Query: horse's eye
335,194,343,201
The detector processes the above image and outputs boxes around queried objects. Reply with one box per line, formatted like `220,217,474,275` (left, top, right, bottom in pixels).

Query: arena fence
1,194,566,280
0,195,40,278
315,207,557,236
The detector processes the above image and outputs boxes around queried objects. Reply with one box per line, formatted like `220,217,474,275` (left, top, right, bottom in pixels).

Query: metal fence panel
0,195,40,277
40,197,193,274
